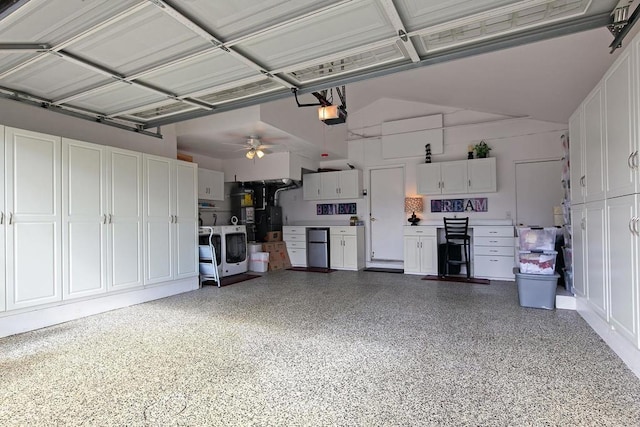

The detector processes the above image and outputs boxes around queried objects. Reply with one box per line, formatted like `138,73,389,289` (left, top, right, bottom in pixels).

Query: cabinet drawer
283,227,306,235
473,226,513,238
330,226,357,236
283,233,306,241
474,246,513,256
288,248,307,266
403,226,436,237
474,255,515,279
285,240,306,249
474,236,514,247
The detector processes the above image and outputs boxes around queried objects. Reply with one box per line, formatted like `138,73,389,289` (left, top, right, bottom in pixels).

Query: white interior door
370,167,404,262
5,128,62,310
515,160,563,226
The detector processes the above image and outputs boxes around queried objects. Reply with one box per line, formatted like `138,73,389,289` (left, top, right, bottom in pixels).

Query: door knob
370,217,376,222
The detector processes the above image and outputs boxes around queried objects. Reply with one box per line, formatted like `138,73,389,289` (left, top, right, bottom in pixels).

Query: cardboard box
177,152,193,162
264,231,282,242
262,241,291,271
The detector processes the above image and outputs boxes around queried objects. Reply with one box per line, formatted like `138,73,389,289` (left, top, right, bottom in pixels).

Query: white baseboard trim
0,277,199,338
555,294,576,310
577,297,640,379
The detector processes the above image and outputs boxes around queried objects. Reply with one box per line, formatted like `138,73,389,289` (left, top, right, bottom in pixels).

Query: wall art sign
317,203,357,215
430,198,488,213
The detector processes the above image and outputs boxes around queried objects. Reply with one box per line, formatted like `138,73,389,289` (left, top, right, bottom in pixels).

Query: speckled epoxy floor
1,271,640,426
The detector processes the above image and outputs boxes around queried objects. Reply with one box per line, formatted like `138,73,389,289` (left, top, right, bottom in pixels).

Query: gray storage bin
515,270,560,310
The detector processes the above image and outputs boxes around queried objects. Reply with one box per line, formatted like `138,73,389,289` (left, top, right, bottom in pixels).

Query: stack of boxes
515,227,560,309
261,231,291,271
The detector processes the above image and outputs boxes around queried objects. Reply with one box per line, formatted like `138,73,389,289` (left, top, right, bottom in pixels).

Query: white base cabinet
283,226,307,267
0,125,4,312
403,226,437,275
330,226,364,270
472,226,514,280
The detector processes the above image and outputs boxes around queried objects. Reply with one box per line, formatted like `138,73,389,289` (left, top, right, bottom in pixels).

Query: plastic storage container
563,268,573,294
562,247,572,269
249,252,269,273
518,227,557,251
563,225,572,248
516,270,560,309
519,250,558,274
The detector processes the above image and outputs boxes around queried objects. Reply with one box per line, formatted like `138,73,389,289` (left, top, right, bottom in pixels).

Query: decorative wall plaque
316,203,357,215
430,198,488,213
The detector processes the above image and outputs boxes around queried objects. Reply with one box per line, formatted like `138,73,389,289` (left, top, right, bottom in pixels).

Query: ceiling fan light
256,149,265,158
246,149,255,159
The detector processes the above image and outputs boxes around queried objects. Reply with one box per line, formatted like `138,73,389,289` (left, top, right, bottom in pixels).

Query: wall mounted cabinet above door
417,158,496,196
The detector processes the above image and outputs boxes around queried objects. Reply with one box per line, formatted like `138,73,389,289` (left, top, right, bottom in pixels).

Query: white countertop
414,219,513,226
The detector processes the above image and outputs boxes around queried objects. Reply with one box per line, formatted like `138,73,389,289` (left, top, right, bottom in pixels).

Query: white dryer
220,225,248,277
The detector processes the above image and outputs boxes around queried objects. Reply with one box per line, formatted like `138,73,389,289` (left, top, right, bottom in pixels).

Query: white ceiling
0,0,630,160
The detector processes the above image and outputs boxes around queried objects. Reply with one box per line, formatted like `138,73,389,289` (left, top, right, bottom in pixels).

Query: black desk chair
443,217,471,278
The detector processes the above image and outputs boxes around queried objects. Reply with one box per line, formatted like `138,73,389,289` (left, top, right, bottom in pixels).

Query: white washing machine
220,225,248,277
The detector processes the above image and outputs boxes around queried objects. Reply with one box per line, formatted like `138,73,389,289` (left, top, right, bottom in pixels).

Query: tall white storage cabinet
108,148,143,291
0,125,4,312
144,155,174,285
62,139,107,299
175,162,198,279
5,127,62,310
143,155,198,285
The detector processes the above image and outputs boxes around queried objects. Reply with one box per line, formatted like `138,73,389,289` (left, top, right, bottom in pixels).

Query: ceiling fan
239,136,274,159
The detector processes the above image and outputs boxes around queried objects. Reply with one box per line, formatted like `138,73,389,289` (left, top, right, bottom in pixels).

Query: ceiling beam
143,11,611,129
378,0,420,62
153,0,298,90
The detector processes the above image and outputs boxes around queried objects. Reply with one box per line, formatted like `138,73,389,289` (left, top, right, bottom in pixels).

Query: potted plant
473,140,492,158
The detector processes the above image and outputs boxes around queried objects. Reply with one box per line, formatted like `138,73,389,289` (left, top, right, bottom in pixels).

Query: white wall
0,98,177,157
279,98,566,230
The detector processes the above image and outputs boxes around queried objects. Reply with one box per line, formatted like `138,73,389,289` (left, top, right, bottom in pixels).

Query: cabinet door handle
628,152,634,168
108,214,113,224
489,240,498,243
468,179,471,187
633,217,640,235
9,212,13,225
102,214,107,224
630,218,635,234
0,211,3,225
633,151,639,169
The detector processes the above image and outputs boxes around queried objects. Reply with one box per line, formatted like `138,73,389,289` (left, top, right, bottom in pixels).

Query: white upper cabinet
416,163,442,195
303,172,322,200
583,87,606,202
605,50,636,198
440,161,468,194
417,158,496,196
303,170,363,200
198,168,224,201
5,128,62,310
468,158,497,193
569,107,585,205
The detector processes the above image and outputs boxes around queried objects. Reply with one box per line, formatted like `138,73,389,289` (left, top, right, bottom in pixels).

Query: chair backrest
443,217,469,238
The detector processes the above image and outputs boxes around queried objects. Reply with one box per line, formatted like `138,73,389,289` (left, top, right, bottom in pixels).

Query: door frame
366,164,405,268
